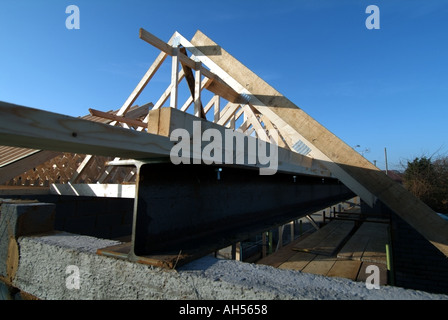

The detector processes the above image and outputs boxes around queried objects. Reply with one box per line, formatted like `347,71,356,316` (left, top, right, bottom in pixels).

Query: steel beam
115,161,354,268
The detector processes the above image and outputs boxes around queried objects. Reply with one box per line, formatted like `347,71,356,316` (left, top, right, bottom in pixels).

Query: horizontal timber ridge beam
187,29,448,258
0,101,332,179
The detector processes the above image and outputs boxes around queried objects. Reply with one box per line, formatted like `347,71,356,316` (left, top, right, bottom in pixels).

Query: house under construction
1,29,448,299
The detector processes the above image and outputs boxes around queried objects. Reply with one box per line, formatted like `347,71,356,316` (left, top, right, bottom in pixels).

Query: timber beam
0,101,332,179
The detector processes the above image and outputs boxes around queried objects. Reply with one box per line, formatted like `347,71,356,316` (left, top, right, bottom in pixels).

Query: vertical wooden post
290,220,294,242
170,46,179,109
262,232,267,258
232,242,241,261
276,225,283,251
194,63,202,117
229,113,236,129
268,231,273,255
213,95,220,123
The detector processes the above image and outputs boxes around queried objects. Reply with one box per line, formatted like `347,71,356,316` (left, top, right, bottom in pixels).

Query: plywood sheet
337,222,388,264
278,251,316,271
301,255,337,276
292,220,355,256
327,259,362,280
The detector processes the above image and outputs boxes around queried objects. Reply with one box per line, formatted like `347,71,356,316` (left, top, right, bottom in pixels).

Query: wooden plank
256,235,311,268
69,154,93,183
277,251,316,271
0,150,60,185
292,220,354,256
116,51,167,118
260,115,287,149
124,103,153,119
216,102,240,126
139,28,175,56
337,222,388,264
204,76,242,103
243,105,269,142
0,101,174,160
0,101,335,181
144,107,334,178
326,259,362,280
153,70,185,110
170,46,180,109
0,186,50,196
194,67,203,117
89,108,147,128
97,242,131,260
292,223,338,252
180,77,208,113
301,255,337,276
309,221,354,256
188,30,448,258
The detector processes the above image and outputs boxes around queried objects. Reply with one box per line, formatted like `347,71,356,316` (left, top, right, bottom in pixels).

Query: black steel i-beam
124,160,354,268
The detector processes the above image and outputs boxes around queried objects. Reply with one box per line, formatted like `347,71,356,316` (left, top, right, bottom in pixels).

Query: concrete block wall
2,195,134,240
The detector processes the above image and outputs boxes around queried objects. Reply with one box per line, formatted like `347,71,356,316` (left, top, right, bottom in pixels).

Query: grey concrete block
0,202,55,281
11,232,448,300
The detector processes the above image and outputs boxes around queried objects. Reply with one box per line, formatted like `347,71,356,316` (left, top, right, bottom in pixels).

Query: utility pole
384,147,389,175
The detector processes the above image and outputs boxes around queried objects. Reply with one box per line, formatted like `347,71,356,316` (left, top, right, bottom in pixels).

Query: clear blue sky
1,0,447,171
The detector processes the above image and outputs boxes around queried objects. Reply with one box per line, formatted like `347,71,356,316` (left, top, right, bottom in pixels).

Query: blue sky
1,0,447,171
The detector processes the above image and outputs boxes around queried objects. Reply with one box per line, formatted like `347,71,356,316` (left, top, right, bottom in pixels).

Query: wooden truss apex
139,28,243,105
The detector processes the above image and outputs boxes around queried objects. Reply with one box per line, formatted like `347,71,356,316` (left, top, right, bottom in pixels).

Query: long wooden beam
0,101,332,179
0,101,173,159
188,30,448,257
